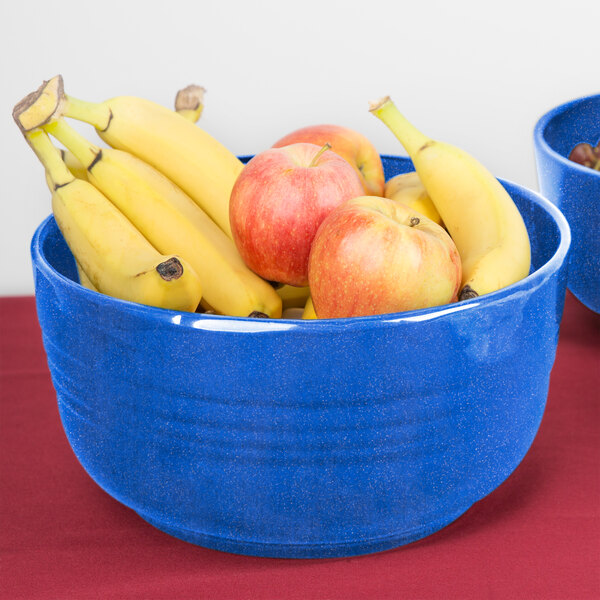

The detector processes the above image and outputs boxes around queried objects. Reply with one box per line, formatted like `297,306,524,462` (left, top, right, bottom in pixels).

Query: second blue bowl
534,93,600,313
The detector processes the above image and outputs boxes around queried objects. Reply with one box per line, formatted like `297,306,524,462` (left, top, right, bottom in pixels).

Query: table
1,292,599,600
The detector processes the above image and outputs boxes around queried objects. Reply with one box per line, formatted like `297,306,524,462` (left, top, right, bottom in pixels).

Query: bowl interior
539,94,600,165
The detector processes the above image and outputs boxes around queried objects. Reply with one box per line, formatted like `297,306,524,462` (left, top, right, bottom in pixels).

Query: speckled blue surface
534,94,600,313
31,156,570,558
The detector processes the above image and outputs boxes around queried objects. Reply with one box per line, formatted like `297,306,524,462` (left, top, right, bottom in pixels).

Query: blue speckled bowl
31,156,570,558
534,94,600,313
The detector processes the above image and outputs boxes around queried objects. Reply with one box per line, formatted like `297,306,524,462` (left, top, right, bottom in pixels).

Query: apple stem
308,143,332,167
409,217,420,227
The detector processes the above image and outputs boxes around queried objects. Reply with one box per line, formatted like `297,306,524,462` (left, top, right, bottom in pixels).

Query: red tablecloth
1,292,599,600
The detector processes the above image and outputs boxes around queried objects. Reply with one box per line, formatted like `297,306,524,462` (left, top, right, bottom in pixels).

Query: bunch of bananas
13,77,531,320
14,75,285,317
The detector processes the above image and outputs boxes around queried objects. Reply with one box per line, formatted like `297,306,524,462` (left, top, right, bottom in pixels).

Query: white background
1,0,598,296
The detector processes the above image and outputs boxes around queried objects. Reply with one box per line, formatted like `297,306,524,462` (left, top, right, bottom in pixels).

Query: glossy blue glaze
534,94,600,313
31,156,570,558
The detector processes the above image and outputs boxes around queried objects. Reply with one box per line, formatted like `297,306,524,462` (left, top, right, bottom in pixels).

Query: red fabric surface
1,292,599,600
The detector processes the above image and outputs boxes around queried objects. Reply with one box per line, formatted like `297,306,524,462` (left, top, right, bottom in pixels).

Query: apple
229,142,364,287
308,196,462,318
272,124,385,196
384,171,443,226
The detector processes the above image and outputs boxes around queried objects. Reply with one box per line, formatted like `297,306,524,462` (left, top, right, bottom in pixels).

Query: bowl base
136,508,469,558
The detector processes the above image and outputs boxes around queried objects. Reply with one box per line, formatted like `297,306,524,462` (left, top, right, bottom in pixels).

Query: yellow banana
55,76,242,239
43,168,96,291
59,149,88,180
384,171,443,226
75,262,98,291
302,296,317,319
44,117,281,318
22,128,202,312
274,283,311,310
169,89,308,311
59,83,207,182
370,96,531,300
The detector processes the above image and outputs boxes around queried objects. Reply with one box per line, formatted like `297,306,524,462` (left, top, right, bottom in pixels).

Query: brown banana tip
248,311,269,318
368,96,391,112
458,285,479,302
156,257,184,281
175,84,206,111
12,75,65,132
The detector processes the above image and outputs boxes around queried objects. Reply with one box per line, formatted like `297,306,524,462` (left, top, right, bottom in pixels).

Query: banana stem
63,94,112,131
369,96,429,157
12,75,65,133
26,129,75,188
45,119,100,170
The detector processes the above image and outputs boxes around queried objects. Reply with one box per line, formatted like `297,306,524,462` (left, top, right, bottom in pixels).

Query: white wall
1,0,597,296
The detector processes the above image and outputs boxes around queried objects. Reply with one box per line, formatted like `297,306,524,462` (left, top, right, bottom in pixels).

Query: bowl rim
31,157,571,333
533,93,600,180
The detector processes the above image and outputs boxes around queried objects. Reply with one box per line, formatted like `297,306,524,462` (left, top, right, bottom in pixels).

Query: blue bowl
31,156,570,558
534,94,600,313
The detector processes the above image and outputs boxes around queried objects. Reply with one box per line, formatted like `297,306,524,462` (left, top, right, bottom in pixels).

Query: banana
21,128,203,312
170,88,309,312
273,283,311,310
43,117,281,318
59,84,207,182
54,76,242,239
302,296,317,319
43,168,96,291
384,171,443,226
59,149,88,180
75,261,98,291
370,96,531,300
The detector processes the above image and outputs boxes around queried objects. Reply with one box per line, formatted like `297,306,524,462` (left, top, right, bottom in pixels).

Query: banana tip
368,96,391,113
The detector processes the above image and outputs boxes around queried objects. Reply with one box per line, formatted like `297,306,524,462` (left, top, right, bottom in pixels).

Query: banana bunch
370,96,531,301
13,75,281,317
25,128,203,312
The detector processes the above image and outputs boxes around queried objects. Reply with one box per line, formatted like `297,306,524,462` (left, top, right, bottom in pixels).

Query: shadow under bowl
534,93,600,313
30,155,570,558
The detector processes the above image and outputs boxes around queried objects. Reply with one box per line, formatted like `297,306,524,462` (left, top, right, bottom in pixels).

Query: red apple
229,142,364,287
273,124,385,196
308,196,462,318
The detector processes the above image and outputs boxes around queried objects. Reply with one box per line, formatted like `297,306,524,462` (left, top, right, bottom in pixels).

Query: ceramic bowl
31,156,570,558
533,93,600,313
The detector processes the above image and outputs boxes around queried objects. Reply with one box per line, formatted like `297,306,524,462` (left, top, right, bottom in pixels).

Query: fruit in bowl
272,124,385,196
370,96,531,303
308,196,461,318
229,142,364,287
568,140,600,170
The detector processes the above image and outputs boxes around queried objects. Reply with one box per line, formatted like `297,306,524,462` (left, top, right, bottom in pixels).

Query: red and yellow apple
273,124,385,196
308,196,462,318
229,142,364,287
